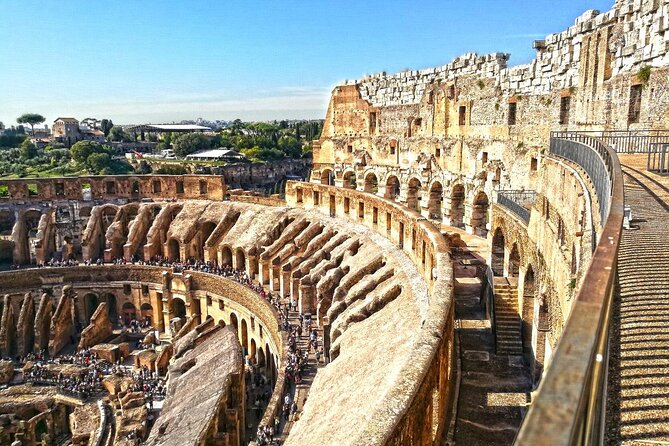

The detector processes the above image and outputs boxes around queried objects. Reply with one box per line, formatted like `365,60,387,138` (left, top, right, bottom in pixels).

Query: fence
496,190,536,224
647,143,669,173
570,129,669,153
515,133,623,446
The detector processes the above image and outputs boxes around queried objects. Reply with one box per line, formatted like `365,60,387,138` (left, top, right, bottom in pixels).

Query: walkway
606,154,669,445
448,229,532,446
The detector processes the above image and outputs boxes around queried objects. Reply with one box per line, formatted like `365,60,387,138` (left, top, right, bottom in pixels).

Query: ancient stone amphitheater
1,0,669,445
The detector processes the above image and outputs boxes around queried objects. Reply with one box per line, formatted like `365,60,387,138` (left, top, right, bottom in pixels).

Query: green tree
108,126,132,142
172,133,210,157
16,113,45,136
70,141,103,164
87,152,113,172
277,136,301,158
100,119,114,136
19,139,38,159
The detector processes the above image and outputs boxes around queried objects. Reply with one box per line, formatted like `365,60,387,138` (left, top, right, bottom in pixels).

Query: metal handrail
496,190,536,224
565,129,669,153
515,133,623,445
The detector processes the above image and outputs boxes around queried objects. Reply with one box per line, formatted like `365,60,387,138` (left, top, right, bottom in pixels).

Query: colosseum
1,0,669,445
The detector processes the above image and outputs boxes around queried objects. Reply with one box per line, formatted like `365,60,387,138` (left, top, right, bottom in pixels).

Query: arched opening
320,169,334,186
104,293,118,325
407,178,422,212
132,181,140,195
200,221,217,260
84,293,100,322
220,246,232,266
140,303,153,326
364,172,378,194
250,338,257,364
470,192,489,237
258,346,266,368
535,295,550,384
218,319,226,327
167,239,180,261
508,243,521,277
173,298,187,320
122,302,137,326
450,185,465,228
265,342,271,374
385,175,401,200
491,228,505,276
35,419,48,442
230,313,238,334
522,266,536,365
240,319,249,356
235,249,246,271
428,182,443,220
343,171,357,189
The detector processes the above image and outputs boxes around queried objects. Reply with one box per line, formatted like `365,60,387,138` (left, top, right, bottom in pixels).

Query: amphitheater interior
1,1,669,445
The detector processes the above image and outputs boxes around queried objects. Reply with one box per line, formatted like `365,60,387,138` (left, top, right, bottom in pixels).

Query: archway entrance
173,298,187,320
364,172,378,194
122,302,137,326
491,229,505,276
470,192,489,237
84,293,100,322
140,303,153,326
407,178,422,212
508,243,520,277
428,182,443,220
104,293,118,325
241,319,249,357
167,239,180,261
235,249,246,271
230,313,239,334
220,246,232,266
320,169,334,186
385,176,400,200
450,185,465,228
343,171,357,189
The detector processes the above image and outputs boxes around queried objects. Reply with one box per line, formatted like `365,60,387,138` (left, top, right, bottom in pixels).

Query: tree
17,113,45,136
70,141,103,164
172,133,210,158
108,126,132,142
100,119,114,136
19,139,38,159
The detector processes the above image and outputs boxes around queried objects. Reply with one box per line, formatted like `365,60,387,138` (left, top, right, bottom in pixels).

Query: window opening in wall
55,182,64,196
422,240,426,265
407,118,413,138
415,118,422,127
386,212,391,233
106,182,116,194
428,91,434,104
123,284,131,295
373,207,378,225
399,222,405,248
448,85,455,99
458,106,466,126
482,152,488,164
199,180,208,195
153,180,161,193
369,112,377,135
628,84,642,124
559,96,571,125
218,300,224,310
0,185,8,199
508,102,517,125
411,229,416,251
313,191,320,205
435,148,441,158
344,197,350,214
531,157,538,171
296,188,303,203
347,144,353,153
358,201,364,219
390,141,396,155
207,295,212,306
142,285,149,295
176,181,185,194
28,183,38,196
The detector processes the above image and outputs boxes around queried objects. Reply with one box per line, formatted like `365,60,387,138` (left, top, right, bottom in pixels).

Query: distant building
52,117,106,146
185,148,246,162
80,117,101,130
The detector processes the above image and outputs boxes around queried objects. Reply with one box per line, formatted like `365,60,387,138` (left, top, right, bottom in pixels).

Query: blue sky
0,0,613,126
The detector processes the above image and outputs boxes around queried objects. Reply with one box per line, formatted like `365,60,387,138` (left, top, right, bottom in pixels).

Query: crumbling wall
16,292,35,357
49,285,77,356
78,302,113,349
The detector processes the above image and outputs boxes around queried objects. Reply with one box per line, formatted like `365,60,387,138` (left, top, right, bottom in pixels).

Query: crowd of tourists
25,349,107,399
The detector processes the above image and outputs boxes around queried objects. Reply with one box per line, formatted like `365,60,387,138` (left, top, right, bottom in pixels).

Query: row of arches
227,312,277,383
321,168,488,233
82,293,156,328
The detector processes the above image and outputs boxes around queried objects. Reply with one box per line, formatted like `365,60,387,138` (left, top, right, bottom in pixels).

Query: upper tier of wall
344,0,669,107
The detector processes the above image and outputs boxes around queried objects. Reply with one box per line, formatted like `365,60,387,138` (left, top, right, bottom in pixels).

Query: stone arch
173,297,187,320
521,265,536,365
508,243,521,277
470,191,489,237
83,293,100,322
240,318,249,355
250,338,257,364
491,228,505,276
103,293,118,325
140,303,153,326
449,184,465,228
230,312,239,334
343,170,357,189
220,245,233,266
122,301,137,325
235,248,246,271
428,181,443,220
385,175,400,200
407,178,422,213
258,346,266,368
364,171,379,194
320,168,335,186
167,238,180,261
534,294,550,384
198,221,217,260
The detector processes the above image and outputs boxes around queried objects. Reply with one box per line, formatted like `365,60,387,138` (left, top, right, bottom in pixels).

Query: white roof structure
185,148,246,160
126,124,212,132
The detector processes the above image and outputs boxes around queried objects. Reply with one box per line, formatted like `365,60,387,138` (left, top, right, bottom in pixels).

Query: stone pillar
259,260,270,285
280,265,292,299
299,278,316,315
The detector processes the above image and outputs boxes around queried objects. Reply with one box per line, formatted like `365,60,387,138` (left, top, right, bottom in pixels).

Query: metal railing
515,133,623,446
570,129,669,153
496,190,536,224
550,132,615,223
647,143,669,173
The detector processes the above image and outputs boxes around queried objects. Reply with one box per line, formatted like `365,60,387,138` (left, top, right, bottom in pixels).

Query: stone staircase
493,277,523,356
